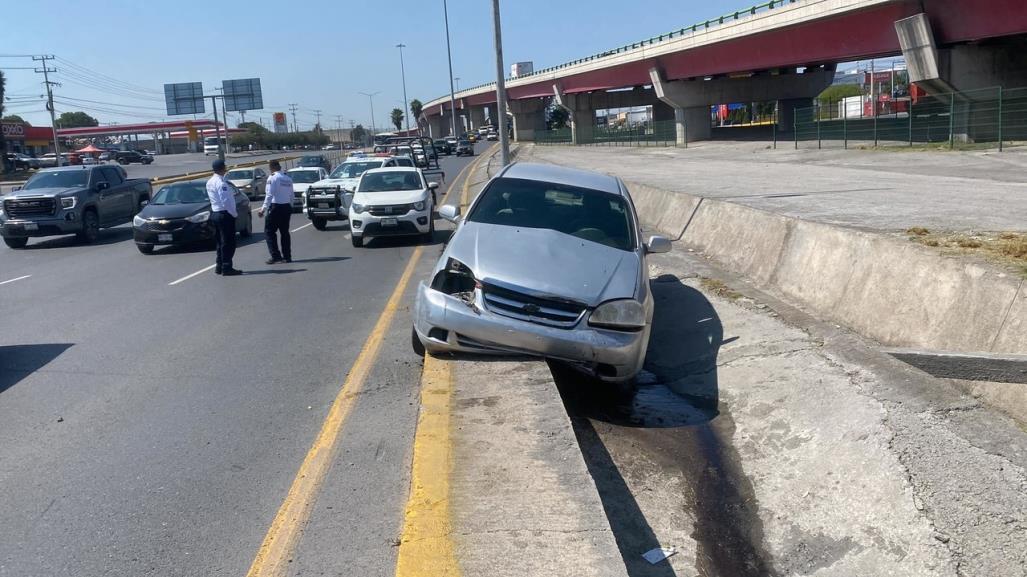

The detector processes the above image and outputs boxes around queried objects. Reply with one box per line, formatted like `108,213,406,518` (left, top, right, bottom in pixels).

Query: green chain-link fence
795,86,1027,151
537,120,678,147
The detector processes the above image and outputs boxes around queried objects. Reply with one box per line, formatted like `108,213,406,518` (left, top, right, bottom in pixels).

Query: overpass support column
508,99,546,142
553,86,594,145
776,98,812,133
427,115,444,139
469,107,487,132
649,68,711,145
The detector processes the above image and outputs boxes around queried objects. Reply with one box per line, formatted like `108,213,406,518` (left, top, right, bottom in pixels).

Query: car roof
41,165,94,172
499,162,622,195
289,167,322,171
362,166,420,174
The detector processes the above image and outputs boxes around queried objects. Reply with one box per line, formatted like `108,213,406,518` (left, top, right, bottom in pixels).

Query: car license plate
318,202,329,209
21,222,38,231
157,233,173,243
382,218,398,227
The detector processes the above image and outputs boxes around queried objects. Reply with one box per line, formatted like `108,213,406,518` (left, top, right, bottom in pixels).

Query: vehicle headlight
133,214,146,227
588,299,646,331
414,201,426,211
351,203,365,214
187,211,211,223
242,184,252,189
61,197,76,209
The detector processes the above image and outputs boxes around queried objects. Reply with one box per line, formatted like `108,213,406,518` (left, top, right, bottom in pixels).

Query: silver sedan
413,162,670,382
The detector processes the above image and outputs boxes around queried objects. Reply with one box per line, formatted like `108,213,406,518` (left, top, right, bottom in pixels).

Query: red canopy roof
76,144,104,153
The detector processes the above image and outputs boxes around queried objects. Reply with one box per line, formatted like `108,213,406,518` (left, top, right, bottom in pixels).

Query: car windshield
331,162,379,178
151,183,209,205
225,170,253,180
289,171,322,183
358,171,422,192
301,156,322,163
459,141,471,146
467,177,636,251
23,170,89,189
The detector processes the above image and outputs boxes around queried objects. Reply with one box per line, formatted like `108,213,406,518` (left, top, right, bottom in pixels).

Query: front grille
5,198,56,218
481,282,587,329
368,203,413,217
140,218,186,231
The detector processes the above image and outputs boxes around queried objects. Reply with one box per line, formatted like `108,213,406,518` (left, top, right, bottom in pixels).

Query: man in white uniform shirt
206,159,242,276
259,159,294,264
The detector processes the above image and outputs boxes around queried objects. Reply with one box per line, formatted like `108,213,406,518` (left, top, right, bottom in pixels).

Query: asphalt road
0,144,481,576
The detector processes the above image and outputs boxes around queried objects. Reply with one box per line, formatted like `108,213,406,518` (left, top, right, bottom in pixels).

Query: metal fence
794,86,1027,151
536,120,678,147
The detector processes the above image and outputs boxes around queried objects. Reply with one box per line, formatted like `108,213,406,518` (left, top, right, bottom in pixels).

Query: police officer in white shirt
206,159,242,276
259,159,295,264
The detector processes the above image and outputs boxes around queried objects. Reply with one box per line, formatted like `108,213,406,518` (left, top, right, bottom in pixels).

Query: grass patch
908,230,1027,276
700,277,743,301
907,227,930,237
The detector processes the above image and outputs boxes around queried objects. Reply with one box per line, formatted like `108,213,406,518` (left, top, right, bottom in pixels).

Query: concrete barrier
628,177,1025,356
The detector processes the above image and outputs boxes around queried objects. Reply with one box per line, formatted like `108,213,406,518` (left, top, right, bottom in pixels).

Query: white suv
306,156,400,230
349,167,439,248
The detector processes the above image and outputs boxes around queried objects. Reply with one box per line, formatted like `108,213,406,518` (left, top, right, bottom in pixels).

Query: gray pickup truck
0,165,152,248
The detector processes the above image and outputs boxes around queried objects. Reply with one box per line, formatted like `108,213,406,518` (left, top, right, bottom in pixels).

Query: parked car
412,162,671,382
286,167,328,212
305,156,400,230
81,155,98,165
348,167,438,248
37,153,59,168
1,165,152,248
113,150,153,165
455,140,474,157
98,151,113,162
6,153,40,170
132,179,251,254
298,155,331,171
225,167,267,200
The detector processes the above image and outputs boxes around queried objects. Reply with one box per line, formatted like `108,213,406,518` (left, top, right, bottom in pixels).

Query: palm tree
390,108,404,131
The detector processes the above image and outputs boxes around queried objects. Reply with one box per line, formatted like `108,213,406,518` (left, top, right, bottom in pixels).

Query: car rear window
467,177,636,251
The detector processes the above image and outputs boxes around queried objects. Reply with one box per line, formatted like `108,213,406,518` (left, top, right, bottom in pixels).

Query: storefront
2,122,55,156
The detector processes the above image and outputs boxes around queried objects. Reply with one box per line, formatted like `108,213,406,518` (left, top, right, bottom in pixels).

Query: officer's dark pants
265,203,292,261
211,210,236,271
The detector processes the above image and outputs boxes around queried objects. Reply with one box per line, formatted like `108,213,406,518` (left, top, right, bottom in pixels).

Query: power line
288,103,299,132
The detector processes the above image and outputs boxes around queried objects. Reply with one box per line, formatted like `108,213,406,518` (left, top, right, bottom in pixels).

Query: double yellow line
244,146,493,577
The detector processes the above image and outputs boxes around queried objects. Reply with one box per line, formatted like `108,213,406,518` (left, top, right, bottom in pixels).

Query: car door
253,169,267,196
93,168,125,224
233,188,249,232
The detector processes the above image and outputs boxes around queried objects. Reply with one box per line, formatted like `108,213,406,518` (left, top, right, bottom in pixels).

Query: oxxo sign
2,123,27,138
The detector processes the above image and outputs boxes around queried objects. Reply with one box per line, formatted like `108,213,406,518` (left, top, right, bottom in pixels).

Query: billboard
273,112,288,133
164,82,205,115
222,78,263,112
510,61,534,78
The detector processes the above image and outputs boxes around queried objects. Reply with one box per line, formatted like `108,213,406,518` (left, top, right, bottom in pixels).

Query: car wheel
137,243,154,254
351,234,363,248
3,237,28,249
240,215,252,237
77,210,100,243
411,326,425,357
312,217,327,231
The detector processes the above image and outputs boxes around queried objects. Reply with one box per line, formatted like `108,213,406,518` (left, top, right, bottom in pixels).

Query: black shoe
222,268,243,276
214,268,222,275
266,257,283,265
283,258,292,263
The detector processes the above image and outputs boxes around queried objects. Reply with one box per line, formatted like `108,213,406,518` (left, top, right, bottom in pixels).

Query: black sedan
298,155,331,171
132,179,251,254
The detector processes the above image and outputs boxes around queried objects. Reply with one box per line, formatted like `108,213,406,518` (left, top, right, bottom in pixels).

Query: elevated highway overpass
423,0,1027,144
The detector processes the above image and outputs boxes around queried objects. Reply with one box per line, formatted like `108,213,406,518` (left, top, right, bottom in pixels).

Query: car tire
77,210,100,243
240,215,252,237
312,217,327,231
137,243,154,254
411,326,425,357
3,237,28,249
351,234,363,248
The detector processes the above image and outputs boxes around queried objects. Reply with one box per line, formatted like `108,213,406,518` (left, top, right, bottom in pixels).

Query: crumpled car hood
445,222,639,307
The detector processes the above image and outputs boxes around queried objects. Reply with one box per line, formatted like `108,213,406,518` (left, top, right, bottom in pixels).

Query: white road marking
0,274,31,286
290,223,312,233
169,265,216,286
344,234,351,239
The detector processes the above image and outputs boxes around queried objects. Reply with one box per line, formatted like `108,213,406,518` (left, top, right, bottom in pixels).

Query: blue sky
3,0,779,130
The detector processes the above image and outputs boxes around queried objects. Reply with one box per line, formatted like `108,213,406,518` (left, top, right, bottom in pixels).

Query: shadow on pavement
240,268,308,276
0,344,73,395
286,256,350,264
21,228,134,250
362,228,454,249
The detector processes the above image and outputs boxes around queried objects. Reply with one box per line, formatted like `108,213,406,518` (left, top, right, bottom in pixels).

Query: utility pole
396,43,411,133
443,0,458,138
289,103,299,132
335,114,343,143
205,94,226,162
33,55,62,166
491,0,510,166
359,91,380,141
314,109,322,132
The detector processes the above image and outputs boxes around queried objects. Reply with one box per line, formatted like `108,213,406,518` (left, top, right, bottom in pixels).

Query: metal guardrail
431,0,803,103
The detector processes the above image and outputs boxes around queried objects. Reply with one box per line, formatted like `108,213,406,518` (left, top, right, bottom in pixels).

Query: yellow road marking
394,354,460,577
245,244,424,577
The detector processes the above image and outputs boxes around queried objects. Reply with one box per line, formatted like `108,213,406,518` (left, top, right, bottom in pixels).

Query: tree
817,84,862,106
390,108,404,131
350,124,368,145
409,99,423,132
56,111,99,128
2,114,26,124
547,106,569,129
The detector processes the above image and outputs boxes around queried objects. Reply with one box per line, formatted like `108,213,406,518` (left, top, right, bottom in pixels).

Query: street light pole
396,43,411,134
359,91,380,144
443,0,458,138
491,0,510,166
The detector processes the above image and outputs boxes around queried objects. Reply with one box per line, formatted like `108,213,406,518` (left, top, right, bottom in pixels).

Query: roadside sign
222,78,263,112
273,112,288,133
164,82,205,116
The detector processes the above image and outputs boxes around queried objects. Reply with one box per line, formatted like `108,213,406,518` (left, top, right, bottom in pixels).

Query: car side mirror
645,235,672,254
96,182,110,191
12,186,21,192
439,204,460,223
140,199,149,207
428,182,439,190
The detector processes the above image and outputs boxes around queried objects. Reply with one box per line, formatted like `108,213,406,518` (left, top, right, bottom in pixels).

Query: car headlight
414,201,425,211
242,184,253,189
588,299,646,331
187,211,211,223
351,203,365,214
133,214,146,227
61,197,76,209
